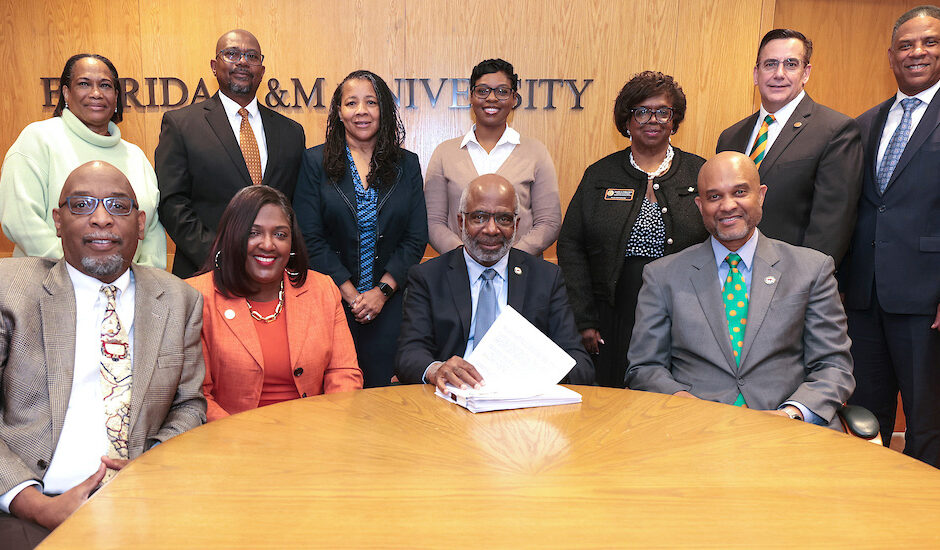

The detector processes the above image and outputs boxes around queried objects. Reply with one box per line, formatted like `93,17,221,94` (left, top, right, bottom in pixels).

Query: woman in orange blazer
188,186,362,421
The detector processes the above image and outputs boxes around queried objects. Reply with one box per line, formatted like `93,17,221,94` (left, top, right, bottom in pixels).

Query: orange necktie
238,108,262,185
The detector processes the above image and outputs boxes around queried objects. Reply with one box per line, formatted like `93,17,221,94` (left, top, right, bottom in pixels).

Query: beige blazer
0,258,207,493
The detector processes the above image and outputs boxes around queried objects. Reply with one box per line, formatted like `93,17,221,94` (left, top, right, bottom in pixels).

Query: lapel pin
764,276,776,285
514,266,523,275
224,309,236,319
793,121,803,128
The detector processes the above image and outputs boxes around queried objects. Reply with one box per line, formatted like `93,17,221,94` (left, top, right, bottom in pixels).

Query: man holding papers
396,175,593,391
625,152,854,429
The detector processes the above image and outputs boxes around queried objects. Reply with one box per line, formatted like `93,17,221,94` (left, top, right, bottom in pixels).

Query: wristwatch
377,282,395,298
783,406,802,420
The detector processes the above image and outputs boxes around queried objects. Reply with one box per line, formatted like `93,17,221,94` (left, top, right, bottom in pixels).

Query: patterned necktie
238,107,262,185
749,114,775,168
722,254,748,407
876,97,921,193
474,268,498,346
100,285,132,481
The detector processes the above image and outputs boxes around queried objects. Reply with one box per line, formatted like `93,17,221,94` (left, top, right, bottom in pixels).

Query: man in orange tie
716,29,863,266
156,29,306,278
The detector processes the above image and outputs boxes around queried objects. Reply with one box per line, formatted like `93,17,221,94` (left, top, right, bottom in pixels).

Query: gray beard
228,81,251,95
461,225,514,265
81,254,125,279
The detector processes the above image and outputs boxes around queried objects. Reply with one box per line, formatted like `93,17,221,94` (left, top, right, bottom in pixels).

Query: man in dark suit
626,152,854,429
716,28,863,265
840,5,940,466
0,161,206,549
396,174,593,390
156,29,305,278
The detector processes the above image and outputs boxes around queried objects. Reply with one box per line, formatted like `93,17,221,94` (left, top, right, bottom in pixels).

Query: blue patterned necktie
474,268,498,346
877,97,921,193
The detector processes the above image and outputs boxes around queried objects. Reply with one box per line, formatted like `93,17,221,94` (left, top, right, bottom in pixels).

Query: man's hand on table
427,356,485,394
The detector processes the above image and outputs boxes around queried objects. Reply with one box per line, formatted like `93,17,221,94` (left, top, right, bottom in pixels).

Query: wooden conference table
41,385,940,548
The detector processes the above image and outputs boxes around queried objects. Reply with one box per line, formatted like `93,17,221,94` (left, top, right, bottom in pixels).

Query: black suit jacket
395,248,594,385
716,94,863,265
155,93,306,278
840,95,940,315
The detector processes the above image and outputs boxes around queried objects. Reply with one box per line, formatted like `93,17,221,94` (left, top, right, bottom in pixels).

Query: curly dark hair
200,185,309,298
613,71,687,138
323,70,404,189
470,58,519,91
53,53,124,124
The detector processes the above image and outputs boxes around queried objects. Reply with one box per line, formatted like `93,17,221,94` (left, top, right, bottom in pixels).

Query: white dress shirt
746,90,806,156
461,125,520,176
0,266,135,512
218,92,268,176
875,78,940,169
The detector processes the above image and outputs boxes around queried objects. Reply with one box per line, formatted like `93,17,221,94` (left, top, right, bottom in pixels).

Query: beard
227,81,251,95
461,224,514,265
81,253,125,279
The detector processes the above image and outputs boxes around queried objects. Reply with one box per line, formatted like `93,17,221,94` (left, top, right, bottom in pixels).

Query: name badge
604,188,634,201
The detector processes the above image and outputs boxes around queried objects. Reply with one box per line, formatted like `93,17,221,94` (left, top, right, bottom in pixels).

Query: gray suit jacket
716,94,863,265
625,233,854,428
0,258,207,494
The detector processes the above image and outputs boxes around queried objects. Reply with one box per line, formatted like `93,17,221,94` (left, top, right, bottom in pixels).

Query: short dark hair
323,70,404,189
53,53,124,123
892,5,940,43
756,29,813,65
201,186,309,298
613,71,687,137
470,58,519,91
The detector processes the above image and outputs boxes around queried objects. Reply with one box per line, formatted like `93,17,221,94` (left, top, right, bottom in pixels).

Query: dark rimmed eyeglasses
462,210,517,228
470,85,514,101
216,48,264,66
629,107,675,124
60,196,138,216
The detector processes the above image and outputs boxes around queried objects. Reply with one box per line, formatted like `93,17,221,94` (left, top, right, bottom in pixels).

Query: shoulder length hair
200,186,309,298
53,53,124,124
322,70,404,189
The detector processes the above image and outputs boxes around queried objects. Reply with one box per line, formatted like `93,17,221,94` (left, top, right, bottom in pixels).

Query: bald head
211,29,265,105
458,174,519,266
215,29,261,54
695,152,767,251
53,161,145,282
459,174,518,214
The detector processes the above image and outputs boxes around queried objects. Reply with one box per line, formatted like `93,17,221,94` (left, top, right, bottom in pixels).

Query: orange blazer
187,270,363,421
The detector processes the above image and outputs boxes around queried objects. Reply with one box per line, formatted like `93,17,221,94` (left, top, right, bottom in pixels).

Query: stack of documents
435,306,583,413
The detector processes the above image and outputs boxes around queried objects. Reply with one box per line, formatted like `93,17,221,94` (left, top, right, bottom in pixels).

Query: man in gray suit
0,161,207,548
626,152,854,428
716,28,863,265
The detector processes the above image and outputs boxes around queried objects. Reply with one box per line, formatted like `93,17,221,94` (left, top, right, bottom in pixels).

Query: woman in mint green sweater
0,54,166,268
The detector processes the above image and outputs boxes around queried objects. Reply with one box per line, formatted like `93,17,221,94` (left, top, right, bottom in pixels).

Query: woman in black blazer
557,71,708,388
294,70,428,387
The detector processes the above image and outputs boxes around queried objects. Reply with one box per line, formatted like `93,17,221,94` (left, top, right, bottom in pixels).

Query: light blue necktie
474,268,498,345
877,97,921,193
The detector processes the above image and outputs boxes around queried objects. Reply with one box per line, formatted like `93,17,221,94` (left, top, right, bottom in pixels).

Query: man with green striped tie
716,28,864,267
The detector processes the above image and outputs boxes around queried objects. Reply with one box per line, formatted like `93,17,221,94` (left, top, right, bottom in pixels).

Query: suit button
666,238,674,245
878,205,886,213
302,393,307,398
661,207,668,213
652,183,660,190
293,368,303,377
37,459,48,469
871,240,876,247
737,378,745,387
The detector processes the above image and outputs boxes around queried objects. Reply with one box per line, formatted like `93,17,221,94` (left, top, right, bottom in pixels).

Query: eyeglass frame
629,106,675,124
59,195,139,216
756,57,805,73
470,85,515,101
460,210,519,228
216,48,265,66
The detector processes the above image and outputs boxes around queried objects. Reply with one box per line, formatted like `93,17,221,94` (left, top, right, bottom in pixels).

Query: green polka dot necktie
723,253,748,407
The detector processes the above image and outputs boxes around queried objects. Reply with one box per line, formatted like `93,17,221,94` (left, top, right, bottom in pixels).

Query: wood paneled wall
0,0,925,259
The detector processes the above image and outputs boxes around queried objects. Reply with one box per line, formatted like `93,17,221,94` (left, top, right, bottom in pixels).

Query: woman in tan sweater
424,58,562,256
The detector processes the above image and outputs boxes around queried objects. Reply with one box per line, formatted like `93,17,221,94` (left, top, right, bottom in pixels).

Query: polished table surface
40,385,940,548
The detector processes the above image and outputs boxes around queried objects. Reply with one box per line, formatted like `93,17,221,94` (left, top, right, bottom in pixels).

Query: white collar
460,125,521,149
218,91,260,119
891,77,940,109
759,90,805,126
65,262,133,296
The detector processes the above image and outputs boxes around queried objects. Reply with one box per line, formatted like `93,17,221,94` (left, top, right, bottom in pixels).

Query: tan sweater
424,135,562,255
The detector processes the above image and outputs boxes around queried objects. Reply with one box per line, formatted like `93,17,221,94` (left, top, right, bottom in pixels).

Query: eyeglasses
462,210,517,227
758,58,803,73
216,49,264,66
60,196,138,216
629,107,675,124
471,85,514,101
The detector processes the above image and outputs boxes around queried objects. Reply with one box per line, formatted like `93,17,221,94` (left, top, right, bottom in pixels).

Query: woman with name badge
189,186,362,421
0,53,166,267
557,71,708,388
425,58,562,256
293,70,427,388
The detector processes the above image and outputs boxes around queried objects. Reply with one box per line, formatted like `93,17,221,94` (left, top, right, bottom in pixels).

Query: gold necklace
246,281,284,323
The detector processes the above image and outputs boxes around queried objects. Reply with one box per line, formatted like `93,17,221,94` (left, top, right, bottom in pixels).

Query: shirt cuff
782,401,824,425
422,361,443,384
0,480,42,514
